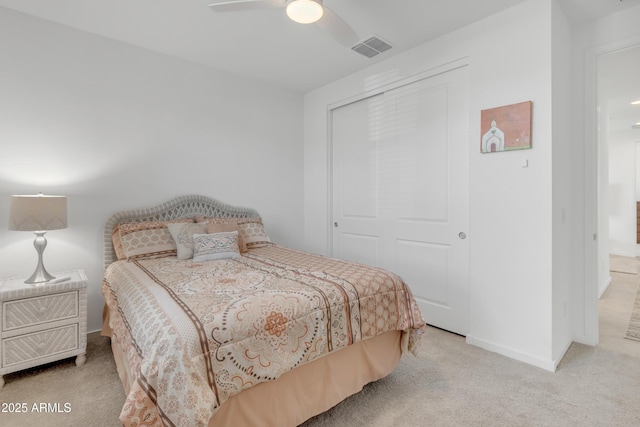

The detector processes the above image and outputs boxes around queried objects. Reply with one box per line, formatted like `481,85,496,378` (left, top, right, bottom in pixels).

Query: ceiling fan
208,0,360,48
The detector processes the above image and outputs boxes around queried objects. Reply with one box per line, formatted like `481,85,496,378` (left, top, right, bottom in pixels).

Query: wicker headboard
103,194,260,270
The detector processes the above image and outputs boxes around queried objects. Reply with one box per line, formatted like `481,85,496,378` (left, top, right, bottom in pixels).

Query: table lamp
8,194,68,284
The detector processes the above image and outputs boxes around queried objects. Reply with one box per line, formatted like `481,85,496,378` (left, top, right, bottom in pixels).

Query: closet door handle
458,232,467,240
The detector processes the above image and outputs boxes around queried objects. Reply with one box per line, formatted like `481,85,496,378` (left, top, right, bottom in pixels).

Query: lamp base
25,266,55,284
24,231,56,284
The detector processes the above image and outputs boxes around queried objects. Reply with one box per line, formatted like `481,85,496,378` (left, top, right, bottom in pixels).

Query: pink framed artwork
480,101,532,153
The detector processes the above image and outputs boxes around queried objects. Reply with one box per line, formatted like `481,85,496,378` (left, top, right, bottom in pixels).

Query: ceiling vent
352,35,393,58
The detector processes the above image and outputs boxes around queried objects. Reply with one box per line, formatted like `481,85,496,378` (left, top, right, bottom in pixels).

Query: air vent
351,35,392,59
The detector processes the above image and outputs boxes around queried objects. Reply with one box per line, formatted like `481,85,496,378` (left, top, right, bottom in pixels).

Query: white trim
584,34,640,347
465,335,558,372
583,44,599,346
636,141,640,257
327,56,469,111
609,250,636,258
599,275,612,299
326,106,334,255
552,338,574,372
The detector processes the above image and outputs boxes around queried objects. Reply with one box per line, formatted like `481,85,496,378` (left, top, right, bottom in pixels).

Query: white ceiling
0,0,639,93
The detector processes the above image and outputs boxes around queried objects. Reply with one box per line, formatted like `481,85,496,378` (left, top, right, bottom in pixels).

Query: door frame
326,57,470,255
583,36,640,346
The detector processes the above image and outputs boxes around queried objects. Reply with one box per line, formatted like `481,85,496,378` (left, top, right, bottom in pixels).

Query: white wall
551,0,574,365
600,46,640,258
636,143,640,201
571,3,640,344
608,130,638,257
304,0,561,370
0,7,304,333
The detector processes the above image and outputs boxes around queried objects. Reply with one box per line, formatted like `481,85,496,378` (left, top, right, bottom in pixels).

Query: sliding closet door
331,66,469,335
331,94,385,266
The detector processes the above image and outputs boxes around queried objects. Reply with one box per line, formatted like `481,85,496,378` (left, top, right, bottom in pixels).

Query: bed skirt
102,310,402,426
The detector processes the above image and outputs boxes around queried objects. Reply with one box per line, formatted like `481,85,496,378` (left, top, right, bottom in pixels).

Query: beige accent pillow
199,216,271,250
167,222,207,259
115,218,193,260
237,218,271,249
112,224,126,260
205,222,246,253
193,215,210,223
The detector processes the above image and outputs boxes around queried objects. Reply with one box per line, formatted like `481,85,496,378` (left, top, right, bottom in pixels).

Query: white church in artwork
482,120,505,153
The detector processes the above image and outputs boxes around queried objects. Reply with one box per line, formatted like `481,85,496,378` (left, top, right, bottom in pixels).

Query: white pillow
166,222,207,259
192,231,241,262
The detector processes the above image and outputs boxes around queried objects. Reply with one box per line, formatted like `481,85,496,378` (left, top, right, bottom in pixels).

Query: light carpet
626,284,640,342
1,328,640,426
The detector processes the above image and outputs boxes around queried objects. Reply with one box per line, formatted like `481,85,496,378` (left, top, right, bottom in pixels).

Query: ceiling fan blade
209,0,286,12
315,6,359,48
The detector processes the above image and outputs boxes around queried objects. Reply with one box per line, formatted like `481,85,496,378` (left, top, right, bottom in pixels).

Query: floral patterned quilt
102,244,426,427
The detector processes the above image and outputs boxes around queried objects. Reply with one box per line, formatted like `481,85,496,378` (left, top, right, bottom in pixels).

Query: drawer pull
36,306,48,320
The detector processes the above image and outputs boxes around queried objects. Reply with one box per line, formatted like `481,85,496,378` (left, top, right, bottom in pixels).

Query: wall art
481,101,532,153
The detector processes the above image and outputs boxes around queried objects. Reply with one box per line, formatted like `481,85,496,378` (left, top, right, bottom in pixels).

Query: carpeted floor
1,327,639,427
0,331,124,427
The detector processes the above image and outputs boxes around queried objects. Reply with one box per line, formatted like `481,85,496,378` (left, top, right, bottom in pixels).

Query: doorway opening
598,45,640,357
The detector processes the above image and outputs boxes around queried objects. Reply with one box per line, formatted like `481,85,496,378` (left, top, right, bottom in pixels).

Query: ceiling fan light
286,0,323,24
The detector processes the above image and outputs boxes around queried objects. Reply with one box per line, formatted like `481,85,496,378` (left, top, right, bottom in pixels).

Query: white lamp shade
9,195,68,231
286,0,323,24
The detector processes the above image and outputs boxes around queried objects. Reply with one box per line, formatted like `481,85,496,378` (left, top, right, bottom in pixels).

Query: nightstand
0,270,87,389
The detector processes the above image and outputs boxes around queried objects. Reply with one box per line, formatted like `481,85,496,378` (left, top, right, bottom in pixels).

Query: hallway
599,255,640,358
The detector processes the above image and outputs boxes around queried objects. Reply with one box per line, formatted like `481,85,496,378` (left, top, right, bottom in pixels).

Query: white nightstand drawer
3,291,78,331
0,271,87,388
2,324,78,368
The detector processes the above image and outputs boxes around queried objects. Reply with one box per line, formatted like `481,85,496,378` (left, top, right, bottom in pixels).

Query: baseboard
552,338,574,370
572,334,597,347
466,335,557,372
599,275,612,299
609,250,636,258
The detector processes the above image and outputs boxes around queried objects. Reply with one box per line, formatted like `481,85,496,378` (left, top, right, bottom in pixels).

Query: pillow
166,222,207,259
115,218,193,260
112,225,126,260
237,218,271,249
193,215,211,223
192,232,241,262
198,216,271,249
205,222,247,253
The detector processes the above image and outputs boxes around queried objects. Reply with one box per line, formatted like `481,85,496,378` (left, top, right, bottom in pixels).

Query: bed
100,195,426,427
